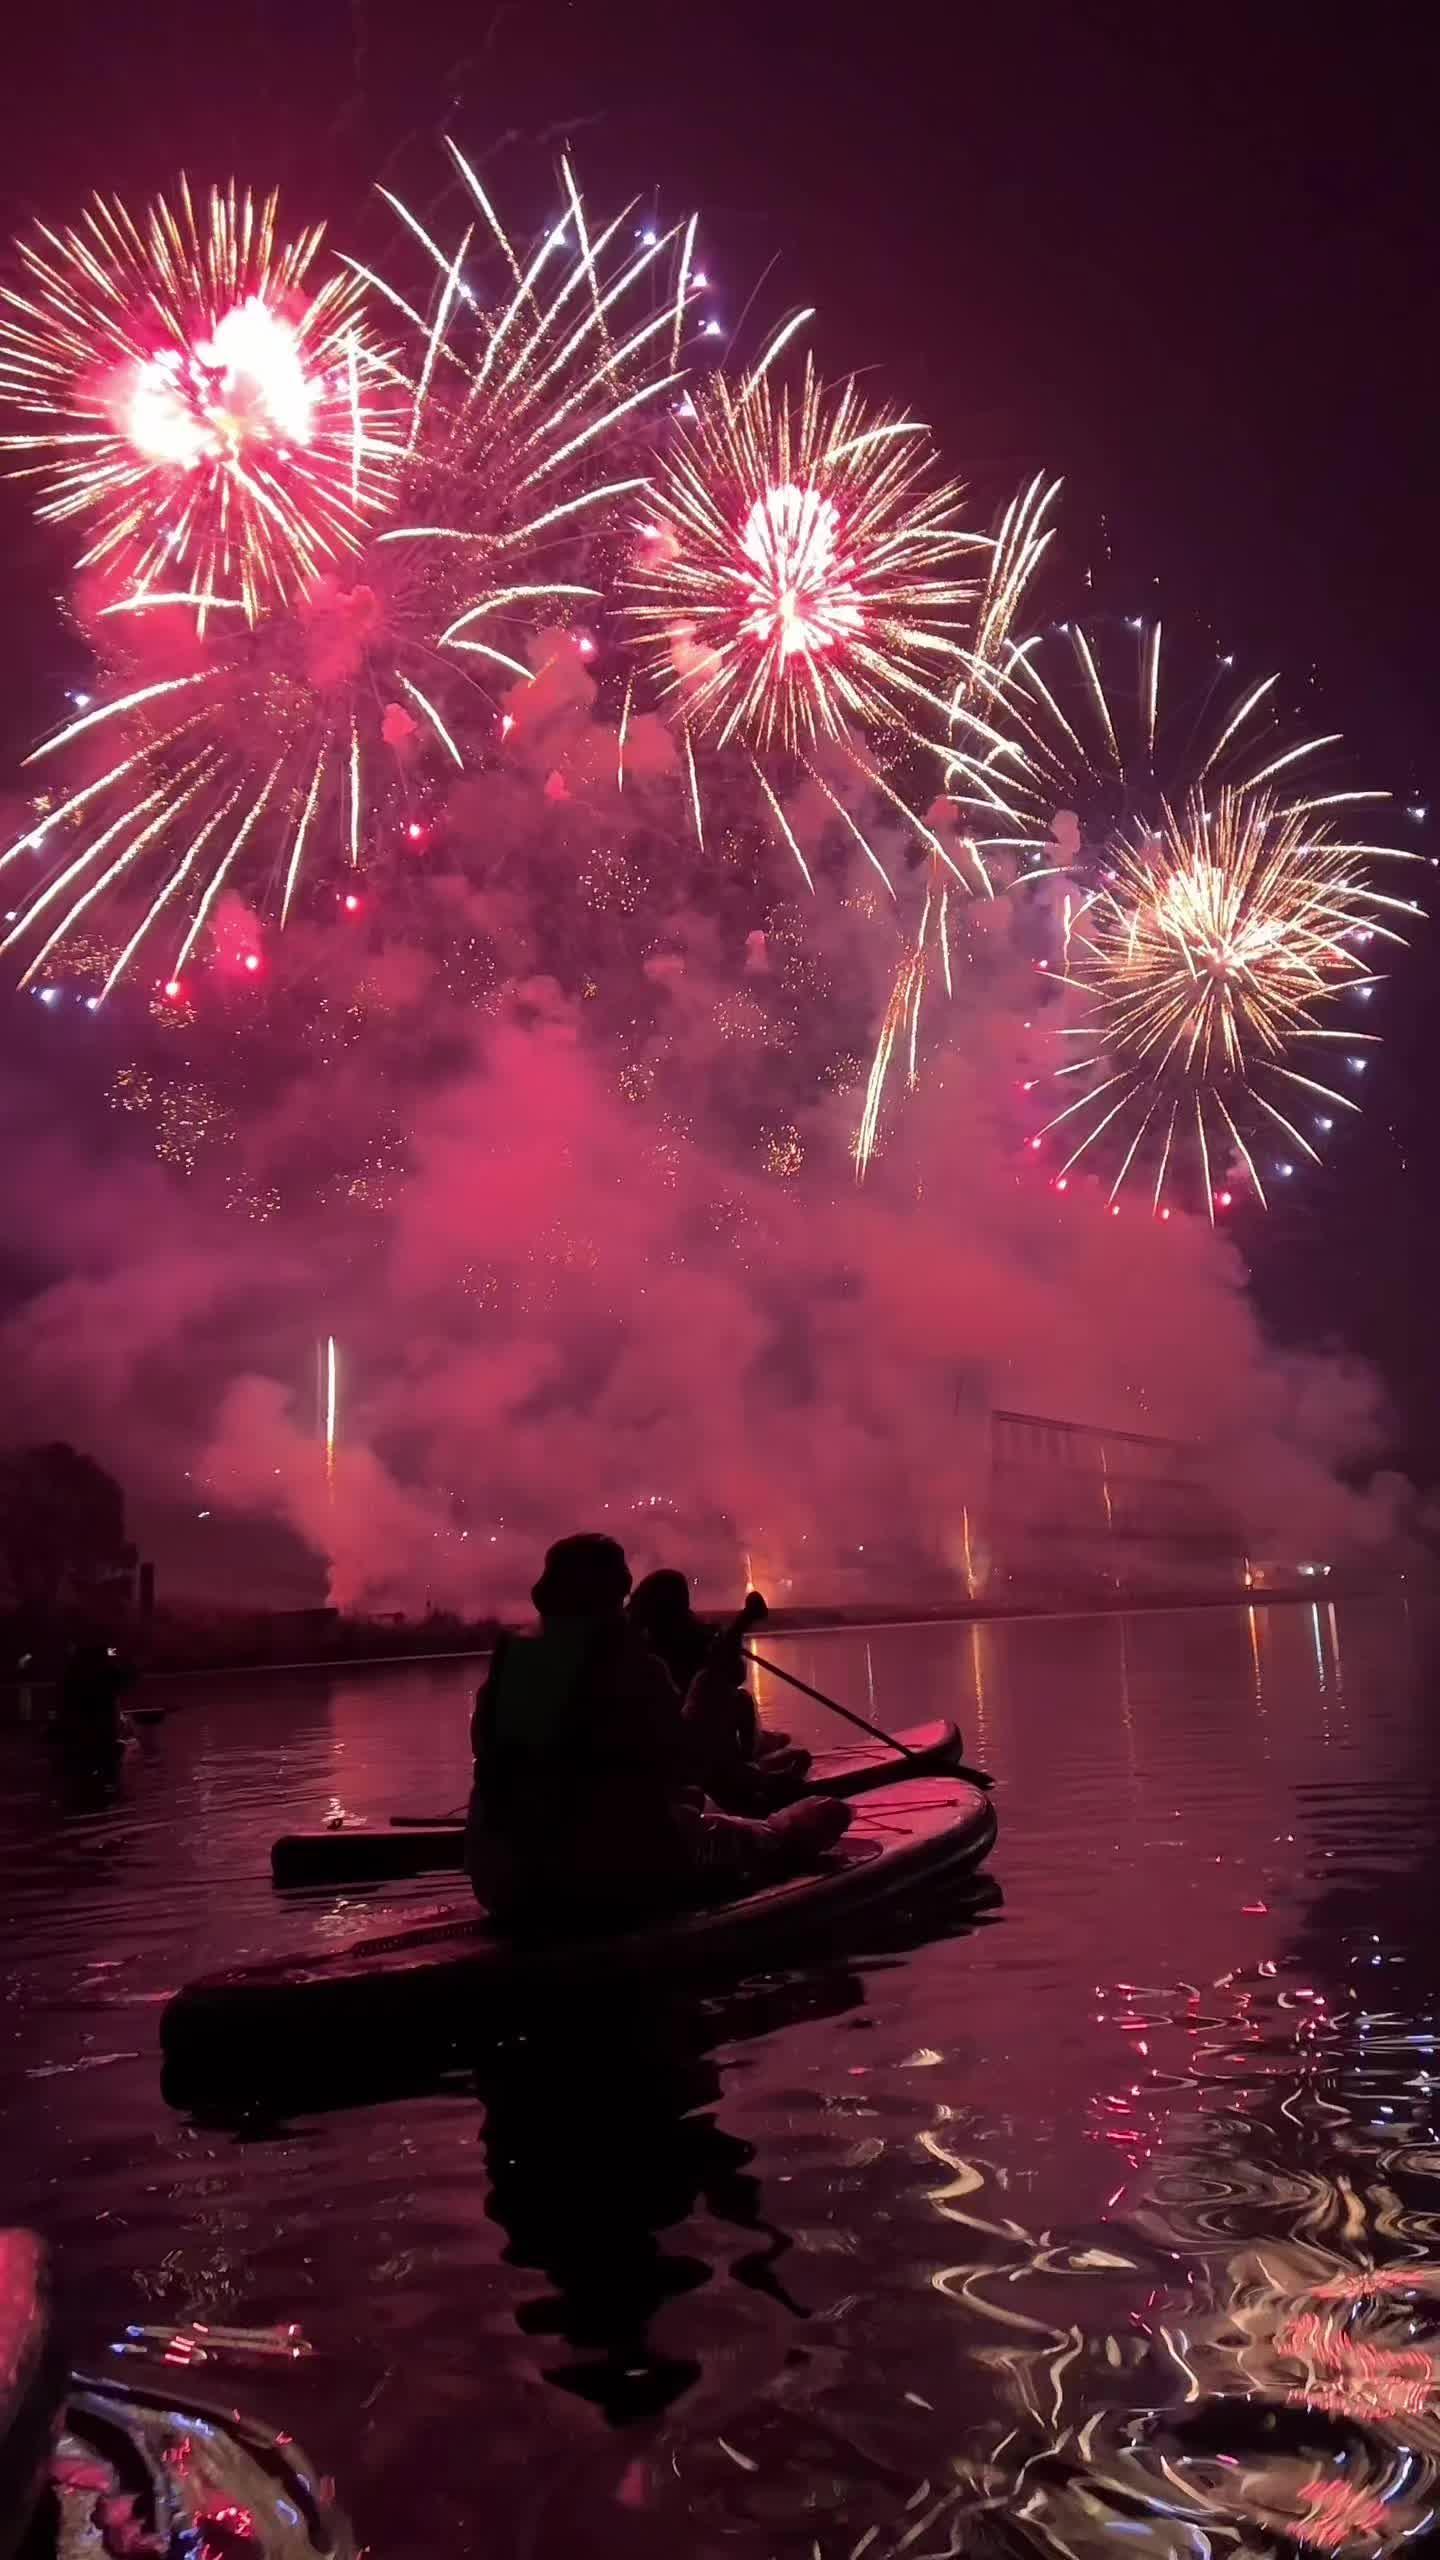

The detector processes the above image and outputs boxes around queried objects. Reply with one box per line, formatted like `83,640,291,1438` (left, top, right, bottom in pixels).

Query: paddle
742,1635,994,1790
384,1595,993,1834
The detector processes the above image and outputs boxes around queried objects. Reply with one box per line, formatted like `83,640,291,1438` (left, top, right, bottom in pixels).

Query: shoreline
1,1580,1397,1697
139,1577,1369,1682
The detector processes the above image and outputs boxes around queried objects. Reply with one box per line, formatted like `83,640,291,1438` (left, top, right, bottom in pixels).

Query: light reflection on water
2,1595,1438,2559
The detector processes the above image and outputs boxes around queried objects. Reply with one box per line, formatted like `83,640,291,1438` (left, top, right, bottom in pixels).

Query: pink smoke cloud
0,632,1414,1614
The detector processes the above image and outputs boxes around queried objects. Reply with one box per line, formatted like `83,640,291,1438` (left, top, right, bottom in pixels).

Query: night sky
3,1,1435,1474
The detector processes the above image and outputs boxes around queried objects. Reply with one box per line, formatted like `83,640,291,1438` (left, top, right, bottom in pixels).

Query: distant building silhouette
980,1407,1246,1599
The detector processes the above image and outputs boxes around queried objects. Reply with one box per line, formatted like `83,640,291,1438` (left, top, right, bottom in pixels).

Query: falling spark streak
853,479,1063,1172
348,721,360,866
972,475,1061,674
497,475,649,546
1251,1087,1322,1164
101,792,241,996
855,976,907,1175
855,750,980,889
617,675,634,792
1270,1063,1362,1110
503,229,678,415
906,918,926,1080
682,723,703,851
805,766,896,896
1108,1096,1161,1202
437,583,600,645
560,156,609,352
1247,734,1343,787
2,777,184,948
740,308,817,402
0,182,401,622
515,369,688,493
441,143,521,299
16,762,210,983
1057,1081,1141,1174
98,591,248,618
1194,1094,1215,1220
4,768,204,962
280,755,325,928
1073,627,1119,766
751,759,815,894
1200,674,1280,779
671,214,697,366
174,762,282,974
1215,1092,1267,1208
1038,1069,1132,1139
347,329,361,505
472,211,565,389
443,637,535,681
1151,1104,1178,1211
0,742,166,880
26,673,210,762
408,224,472,453
396,676,463,769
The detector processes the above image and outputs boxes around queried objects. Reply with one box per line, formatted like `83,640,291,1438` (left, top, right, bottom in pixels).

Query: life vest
484,1626,595,1763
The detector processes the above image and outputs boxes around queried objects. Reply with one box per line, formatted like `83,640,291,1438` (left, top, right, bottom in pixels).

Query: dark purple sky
3,0,1435,1466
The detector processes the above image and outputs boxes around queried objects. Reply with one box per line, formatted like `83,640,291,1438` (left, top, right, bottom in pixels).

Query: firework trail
948,620,1419,1214
624,334,1001,904
324,1333,338,1493
0,152,703,995
853,474,1061,1172
0,181,402,625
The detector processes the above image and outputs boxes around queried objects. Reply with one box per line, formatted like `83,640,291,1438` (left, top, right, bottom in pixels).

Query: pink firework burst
628,349,981,757
0,179,401,625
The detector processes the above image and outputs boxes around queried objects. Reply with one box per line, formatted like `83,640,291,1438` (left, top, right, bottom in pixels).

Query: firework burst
0,153,702,994
628,347,982,756
620,334,1047,1023
944,615,1388,876
1041,785,1407,1214
856,611,1422,1192
948,619,1421,1213
0,180,402,624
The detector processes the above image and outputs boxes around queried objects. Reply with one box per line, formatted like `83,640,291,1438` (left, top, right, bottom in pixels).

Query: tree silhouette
0,1443,134,1618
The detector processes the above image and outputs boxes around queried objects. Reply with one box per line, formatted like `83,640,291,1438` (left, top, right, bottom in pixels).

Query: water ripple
5,1601,1440,2558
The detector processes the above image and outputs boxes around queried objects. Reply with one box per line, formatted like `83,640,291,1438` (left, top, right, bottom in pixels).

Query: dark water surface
5,1598,1440,2559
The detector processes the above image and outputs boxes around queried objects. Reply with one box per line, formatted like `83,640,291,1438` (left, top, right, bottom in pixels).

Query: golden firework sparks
1040,784,1411,1217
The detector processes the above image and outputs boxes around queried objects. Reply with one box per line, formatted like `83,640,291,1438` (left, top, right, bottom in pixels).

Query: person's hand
711,1589,767,1680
